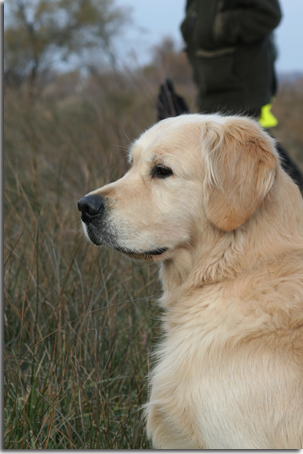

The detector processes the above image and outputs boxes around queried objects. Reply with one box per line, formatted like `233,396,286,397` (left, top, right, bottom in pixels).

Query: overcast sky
114,0,303,74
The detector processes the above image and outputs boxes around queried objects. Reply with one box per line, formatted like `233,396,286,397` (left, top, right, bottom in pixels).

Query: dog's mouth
114,246,168,261
83,222,168,260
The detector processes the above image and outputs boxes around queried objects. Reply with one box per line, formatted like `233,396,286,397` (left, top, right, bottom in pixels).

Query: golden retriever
78,114,303,449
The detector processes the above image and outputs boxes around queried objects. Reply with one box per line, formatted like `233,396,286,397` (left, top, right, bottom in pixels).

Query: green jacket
180,0,282,114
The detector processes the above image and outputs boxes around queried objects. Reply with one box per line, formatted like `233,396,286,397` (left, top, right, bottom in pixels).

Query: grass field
4,70,303,449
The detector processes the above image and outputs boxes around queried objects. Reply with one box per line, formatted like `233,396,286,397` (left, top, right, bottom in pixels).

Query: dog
78,114,303,449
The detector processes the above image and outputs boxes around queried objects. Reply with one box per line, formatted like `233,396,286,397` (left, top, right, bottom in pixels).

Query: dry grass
4,75,162,449
272,77,303,167
4,68,303,448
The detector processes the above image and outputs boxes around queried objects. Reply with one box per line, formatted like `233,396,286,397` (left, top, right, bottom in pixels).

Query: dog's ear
202,118,279,231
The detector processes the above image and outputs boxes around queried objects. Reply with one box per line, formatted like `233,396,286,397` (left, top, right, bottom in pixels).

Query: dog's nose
78,195,104,222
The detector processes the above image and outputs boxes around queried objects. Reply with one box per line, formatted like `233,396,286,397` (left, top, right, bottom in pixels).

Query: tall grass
4,70,303,448
4,76,163,449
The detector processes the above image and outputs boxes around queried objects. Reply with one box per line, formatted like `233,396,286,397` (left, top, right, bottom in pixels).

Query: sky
114,0,303,74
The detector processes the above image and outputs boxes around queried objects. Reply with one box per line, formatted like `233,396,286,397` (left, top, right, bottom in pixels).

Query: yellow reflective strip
258,103,278,128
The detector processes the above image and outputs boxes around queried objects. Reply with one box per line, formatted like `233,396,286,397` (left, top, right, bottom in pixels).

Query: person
176,0,303,190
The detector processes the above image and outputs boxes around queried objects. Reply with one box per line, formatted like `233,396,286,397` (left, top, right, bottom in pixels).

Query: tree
4,0,130,92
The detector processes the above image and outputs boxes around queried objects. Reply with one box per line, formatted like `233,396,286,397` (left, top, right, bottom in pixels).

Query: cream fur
83,114,303,449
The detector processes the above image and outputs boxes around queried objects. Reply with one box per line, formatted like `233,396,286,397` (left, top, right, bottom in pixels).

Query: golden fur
82,114,303,449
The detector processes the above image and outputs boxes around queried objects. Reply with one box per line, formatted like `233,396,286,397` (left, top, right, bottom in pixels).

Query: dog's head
78,114,279,261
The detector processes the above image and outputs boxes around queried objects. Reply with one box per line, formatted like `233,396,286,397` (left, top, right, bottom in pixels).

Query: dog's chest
146,296,268,449
147,323,233,448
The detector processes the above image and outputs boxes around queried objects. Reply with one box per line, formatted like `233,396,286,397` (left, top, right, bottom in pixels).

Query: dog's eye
152,165,173,179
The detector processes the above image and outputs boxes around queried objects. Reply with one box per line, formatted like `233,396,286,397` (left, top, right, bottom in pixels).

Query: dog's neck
159,228,244,306
158,177,303,309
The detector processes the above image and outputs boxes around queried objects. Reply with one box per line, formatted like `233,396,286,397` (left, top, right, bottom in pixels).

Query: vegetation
4,0,130,93
4,3,303,448
272,77,303,166
4,71,162,449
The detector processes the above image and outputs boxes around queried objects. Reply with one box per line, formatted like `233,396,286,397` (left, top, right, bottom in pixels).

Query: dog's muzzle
77,195,104,224
78,194,168,258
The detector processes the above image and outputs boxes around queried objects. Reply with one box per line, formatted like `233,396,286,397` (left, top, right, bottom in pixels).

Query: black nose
78,195,104,222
